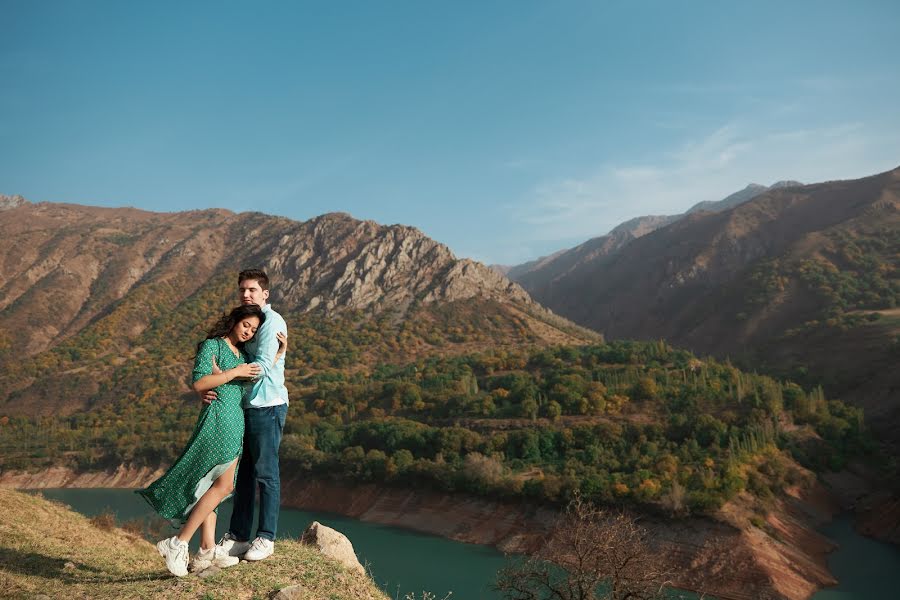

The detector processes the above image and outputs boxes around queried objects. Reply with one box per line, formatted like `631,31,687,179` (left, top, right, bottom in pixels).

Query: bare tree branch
496,494,673,600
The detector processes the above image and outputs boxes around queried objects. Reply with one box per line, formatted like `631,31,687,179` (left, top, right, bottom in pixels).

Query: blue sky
2,1,899,264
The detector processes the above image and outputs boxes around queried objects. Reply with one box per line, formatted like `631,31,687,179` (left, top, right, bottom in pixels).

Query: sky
2,1,899,265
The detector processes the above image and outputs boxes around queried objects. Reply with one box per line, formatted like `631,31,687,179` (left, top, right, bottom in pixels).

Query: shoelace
250,538,269,552
174,543,188,565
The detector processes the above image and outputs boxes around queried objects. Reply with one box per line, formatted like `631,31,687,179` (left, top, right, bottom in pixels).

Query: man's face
239,279,269,307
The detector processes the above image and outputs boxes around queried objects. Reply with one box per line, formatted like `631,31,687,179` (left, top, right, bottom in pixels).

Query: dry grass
0,488,390,600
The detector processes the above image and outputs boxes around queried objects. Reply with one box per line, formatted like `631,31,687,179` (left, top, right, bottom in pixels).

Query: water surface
39,488,505,599
811,514,900,599
36,488,850,599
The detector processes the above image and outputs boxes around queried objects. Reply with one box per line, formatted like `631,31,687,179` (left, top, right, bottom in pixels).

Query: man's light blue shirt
243,303,289,409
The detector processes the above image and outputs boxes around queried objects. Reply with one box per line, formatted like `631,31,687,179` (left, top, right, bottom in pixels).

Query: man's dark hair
238,268,269,290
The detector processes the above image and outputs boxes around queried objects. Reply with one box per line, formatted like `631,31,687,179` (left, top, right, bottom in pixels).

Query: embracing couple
137,269,289,576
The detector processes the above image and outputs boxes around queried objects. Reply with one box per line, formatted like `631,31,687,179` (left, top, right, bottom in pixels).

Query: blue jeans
229,403,287,542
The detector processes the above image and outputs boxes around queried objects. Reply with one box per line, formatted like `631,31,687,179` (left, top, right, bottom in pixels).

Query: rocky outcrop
230,212,537,315
301,521,365,574
0,194,27,210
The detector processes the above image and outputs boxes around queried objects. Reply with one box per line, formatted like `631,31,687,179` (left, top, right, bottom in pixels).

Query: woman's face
232,315,261,343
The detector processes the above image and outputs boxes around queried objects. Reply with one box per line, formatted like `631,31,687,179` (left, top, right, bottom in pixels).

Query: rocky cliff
0,199,595,418
0,202,559,359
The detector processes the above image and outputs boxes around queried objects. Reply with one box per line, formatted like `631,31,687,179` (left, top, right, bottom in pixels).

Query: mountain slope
506,180,799,291
517,167,900,438
0,199,596,418
685,181,802,215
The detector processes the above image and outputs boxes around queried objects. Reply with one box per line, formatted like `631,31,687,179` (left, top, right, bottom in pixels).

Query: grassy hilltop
0,488,388,600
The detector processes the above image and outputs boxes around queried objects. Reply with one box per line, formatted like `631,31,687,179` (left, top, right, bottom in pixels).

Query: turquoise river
36,489,900,599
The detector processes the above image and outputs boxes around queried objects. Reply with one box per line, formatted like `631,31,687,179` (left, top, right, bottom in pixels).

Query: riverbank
278,475,839,600
0,464,165,488
822,463,900,547
0,465,841,600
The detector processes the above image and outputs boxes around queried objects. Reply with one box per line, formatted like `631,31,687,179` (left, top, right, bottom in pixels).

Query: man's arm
251,316,287,377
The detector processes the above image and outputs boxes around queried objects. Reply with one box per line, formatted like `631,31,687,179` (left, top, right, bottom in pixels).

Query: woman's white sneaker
190,545,240,571
156,536,189,577
243,537,274,561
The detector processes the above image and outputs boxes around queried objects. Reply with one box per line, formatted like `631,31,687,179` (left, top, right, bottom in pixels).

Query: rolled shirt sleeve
244,304,289,408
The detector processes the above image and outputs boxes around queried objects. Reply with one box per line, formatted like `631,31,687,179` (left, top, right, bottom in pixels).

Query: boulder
273,583,312,599
300,521,365,574
196,565,221,579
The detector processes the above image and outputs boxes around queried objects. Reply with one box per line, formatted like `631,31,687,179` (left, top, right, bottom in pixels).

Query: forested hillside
507,167,900,443
2,339,867,517
0,196,872,521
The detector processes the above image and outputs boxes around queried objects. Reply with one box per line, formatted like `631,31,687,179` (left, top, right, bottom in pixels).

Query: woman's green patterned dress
137,338,247,523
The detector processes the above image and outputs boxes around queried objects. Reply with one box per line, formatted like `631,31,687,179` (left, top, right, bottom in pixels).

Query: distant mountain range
495,180,803,284
502,168,900,440
0,199,594,417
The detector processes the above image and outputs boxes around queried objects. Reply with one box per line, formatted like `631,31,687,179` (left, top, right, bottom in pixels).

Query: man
210,269,289,561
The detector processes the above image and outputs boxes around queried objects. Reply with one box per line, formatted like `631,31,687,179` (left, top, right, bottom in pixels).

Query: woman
137,303,286,576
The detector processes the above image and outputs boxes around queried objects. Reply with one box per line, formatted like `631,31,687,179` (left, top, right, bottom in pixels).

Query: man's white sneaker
156,536,189,577
216,531,251,558
189,545,240,571
243,537,274,561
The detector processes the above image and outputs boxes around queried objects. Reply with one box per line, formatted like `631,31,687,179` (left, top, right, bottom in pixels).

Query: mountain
0,197,873,599
512,167,900,440
503,180,801,290
0,199,596,418
685,181,802,214
491,248,567,281
686,183,766,214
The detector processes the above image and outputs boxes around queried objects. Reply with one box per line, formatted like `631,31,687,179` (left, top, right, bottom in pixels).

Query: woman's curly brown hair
197,304,266,354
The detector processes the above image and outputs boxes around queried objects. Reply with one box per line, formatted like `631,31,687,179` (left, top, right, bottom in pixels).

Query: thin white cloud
509,120,900,247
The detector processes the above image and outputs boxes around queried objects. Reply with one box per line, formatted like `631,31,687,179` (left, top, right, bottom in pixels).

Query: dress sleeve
192,339,218,383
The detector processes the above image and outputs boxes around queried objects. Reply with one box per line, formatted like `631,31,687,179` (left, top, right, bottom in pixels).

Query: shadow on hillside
0,546,169,583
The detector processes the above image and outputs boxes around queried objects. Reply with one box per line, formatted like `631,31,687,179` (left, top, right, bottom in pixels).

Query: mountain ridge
0,198,597,419
0,200,564,357
511,166,900,440
500,179,805,285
